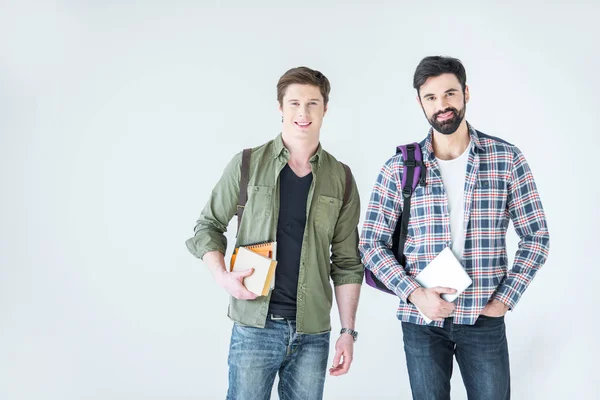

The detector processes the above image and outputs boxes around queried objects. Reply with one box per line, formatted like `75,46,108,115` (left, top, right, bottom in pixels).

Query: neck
281,130,320,165
432,120,470,160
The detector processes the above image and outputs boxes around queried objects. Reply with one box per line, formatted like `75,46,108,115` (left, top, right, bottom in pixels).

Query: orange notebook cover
230,241,276,271
230,247,277,296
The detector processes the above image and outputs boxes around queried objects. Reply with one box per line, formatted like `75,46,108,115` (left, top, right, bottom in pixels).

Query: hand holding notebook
412,247,473,323
230,242,278,297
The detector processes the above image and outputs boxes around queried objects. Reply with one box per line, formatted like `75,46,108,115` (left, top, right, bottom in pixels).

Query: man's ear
416,95,422,106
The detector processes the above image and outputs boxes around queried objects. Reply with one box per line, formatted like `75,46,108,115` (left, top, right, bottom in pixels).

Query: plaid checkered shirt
359,123,550,326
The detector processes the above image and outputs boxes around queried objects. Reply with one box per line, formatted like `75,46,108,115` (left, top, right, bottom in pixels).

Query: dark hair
277,67,331,106
413,56,467,95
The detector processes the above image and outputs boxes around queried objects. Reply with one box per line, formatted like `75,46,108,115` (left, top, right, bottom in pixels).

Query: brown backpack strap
236,149,252,237
341,162,352,206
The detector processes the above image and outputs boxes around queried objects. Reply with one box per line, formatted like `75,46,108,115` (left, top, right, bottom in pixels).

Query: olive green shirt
186,134,364,334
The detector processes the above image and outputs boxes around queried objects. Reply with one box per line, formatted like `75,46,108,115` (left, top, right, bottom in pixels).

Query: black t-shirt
268,164,313,317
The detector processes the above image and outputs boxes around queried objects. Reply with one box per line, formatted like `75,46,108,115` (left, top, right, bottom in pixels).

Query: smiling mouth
437,111,454,121
295,122,312,128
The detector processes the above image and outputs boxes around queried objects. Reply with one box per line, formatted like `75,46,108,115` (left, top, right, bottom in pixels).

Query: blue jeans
402,315,510,400
227,317,330,400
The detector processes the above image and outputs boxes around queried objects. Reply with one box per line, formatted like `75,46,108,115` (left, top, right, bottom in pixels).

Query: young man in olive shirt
186,67,363,400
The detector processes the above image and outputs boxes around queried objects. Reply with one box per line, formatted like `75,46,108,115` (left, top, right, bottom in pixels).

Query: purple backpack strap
364,142,426,295
397,143,426,191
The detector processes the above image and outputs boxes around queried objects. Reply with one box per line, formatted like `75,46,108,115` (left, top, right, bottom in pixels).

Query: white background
1,1,598,399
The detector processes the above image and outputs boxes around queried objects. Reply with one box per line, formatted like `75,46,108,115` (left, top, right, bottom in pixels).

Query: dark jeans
226,317,330,400
401,315,510,400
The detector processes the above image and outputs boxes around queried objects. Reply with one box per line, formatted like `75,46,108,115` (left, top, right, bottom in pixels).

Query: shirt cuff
396,276,421,303
332,265,365,287
185,237,225,261
492,285,520,310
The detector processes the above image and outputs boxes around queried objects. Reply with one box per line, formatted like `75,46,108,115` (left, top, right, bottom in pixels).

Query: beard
425,102,466,135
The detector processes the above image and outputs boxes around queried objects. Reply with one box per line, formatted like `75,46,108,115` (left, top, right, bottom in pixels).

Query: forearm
334,283,361,330
202,250,227,282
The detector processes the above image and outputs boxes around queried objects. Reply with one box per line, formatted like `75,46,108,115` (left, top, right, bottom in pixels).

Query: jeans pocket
476,314,506,328
479,314,505,319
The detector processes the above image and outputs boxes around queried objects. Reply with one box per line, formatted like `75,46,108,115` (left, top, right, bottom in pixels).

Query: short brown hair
277,67,331,106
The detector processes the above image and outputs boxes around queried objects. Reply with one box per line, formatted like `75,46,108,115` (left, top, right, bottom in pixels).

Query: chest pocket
407,184,440,219
473,179,508,211
315,195,343,235
246,185,274,220
476,180,505,189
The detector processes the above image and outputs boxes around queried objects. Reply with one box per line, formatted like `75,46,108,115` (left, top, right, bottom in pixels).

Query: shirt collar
272,132,324,167
423,121,484,159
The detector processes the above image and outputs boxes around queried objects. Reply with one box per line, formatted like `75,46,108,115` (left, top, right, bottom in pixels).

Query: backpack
364,143,427,294
235,149,353,236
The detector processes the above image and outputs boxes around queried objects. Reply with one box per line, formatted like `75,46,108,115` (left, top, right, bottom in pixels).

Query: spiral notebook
230,241,277,296
230,241,277,269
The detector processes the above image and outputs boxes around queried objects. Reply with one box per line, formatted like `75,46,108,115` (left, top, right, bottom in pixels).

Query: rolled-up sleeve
185,152,241,261
330,174,364,286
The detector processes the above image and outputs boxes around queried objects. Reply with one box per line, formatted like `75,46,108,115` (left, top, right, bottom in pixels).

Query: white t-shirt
436,142,471,261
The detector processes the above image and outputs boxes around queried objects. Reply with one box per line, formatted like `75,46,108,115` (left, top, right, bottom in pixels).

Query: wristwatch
340,328,358,342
